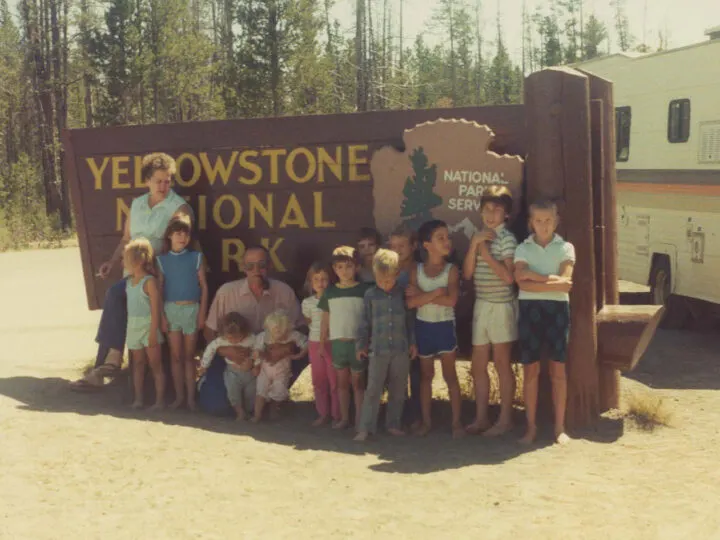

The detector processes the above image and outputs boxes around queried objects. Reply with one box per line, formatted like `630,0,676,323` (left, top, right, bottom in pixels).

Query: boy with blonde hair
355,249,417,441
514,199,575,445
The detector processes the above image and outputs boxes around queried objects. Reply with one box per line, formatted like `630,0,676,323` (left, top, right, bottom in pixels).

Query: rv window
615,106,631,162
668,99,691,143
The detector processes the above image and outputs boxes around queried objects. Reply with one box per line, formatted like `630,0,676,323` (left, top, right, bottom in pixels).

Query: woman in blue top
71,153,193,391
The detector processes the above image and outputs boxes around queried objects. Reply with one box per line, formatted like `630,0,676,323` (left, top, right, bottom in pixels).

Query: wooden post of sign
590,99,606,311
582,72,621,410
524,67,599,429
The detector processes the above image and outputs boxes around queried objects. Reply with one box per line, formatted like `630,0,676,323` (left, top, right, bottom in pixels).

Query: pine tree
582,14,607,60
400,147,443,229
611,0,633,52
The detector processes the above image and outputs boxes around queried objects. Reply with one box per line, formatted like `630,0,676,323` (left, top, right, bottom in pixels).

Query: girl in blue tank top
406,220,464,439
157,216,208,411
123,238,165,410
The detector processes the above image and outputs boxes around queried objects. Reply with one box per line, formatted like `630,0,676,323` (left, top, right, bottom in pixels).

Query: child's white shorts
472,299,518,346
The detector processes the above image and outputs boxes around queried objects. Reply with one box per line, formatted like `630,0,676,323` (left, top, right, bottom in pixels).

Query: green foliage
583,14,608,60
0,154,66,251
400,147,442,229
2,0,630,244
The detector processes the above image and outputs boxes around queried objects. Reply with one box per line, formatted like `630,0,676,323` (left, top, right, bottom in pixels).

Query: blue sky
332,0,720,61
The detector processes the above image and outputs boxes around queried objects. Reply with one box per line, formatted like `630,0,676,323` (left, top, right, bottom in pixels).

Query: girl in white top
407,220,464,439
301,262,340,426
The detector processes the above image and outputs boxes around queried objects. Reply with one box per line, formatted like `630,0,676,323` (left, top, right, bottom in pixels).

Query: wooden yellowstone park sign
65,106,525,310
65,68,665,429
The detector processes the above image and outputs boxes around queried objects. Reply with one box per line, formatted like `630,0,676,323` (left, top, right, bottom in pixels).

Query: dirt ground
1,247,719,540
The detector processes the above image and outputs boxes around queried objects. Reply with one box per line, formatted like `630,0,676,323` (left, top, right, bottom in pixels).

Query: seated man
200,246,307,413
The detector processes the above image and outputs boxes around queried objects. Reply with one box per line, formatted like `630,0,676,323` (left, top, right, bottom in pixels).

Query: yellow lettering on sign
261,238,286,272
249,193,273,229
116,197,130,232
175,153,201,188
348,145,370,182
87,157,110,190
134,155,146,188
213,195,243,230
200,151,237,186
111,156,131,189
262,148,288,184
317,147,342,183
286,147,316,184
222,239,245,272
238,150,262,185
313,191,335,228
197,195,207,231
278,194,309,229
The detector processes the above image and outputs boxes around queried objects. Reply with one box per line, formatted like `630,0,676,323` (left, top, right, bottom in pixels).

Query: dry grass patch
624,390,673,432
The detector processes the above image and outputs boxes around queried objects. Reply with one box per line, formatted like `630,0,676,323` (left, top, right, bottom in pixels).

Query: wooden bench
596,305,665,372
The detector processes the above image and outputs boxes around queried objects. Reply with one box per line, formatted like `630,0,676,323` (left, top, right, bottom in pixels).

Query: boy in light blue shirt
514,199,575,446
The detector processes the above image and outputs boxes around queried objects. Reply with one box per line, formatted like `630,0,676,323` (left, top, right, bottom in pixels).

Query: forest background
0,0,715,248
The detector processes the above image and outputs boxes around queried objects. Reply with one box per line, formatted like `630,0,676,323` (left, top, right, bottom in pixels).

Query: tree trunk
23,0,61,217
367,0,375,110
355,0,366,111
268,0,281,116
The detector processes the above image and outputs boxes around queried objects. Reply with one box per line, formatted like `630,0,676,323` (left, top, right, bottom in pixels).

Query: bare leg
184,332,199,411
484,342,516,437
131,349,146,409
440,351,465,438
351,371,365,428
252,396,266,422
168,331,185,409
416,357,435,436
334,367,351,429
146,344,166,410
520,362,540,444
467,345,491,434
549,360,569,444
233,404,247,421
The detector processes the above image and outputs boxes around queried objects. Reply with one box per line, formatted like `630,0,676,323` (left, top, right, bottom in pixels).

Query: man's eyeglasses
245,261,268,270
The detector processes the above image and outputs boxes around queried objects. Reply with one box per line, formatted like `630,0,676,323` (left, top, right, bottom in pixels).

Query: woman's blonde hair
141,152,176,181
124,238,156,276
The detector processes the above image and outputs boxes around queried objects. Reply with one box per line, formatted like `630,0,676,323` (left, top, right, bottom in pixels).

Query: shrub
0,154,70,251
624,391,673,432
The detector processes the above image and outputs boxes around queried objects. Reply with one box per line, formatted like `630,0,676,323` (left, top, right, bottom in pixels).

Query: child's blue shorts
164,302,199,335
415,319,457,358
518,300,570,364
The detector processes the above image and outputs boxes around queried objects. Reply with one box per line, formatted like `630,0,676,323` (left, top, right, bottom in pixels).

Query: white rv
575,27,720,310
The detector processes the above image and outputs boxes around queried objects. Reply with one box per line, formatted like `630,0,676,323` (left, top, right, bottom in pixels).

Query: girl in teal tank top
124,238,166,410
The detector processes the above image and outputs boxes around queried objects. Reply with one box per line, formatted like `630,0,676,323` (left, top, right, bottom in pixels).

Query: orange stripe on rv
618,183,720,196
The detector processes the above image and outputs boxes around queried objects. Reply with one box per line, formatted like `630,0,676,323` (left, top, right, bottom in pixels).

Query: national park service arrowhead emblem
370,119,524,254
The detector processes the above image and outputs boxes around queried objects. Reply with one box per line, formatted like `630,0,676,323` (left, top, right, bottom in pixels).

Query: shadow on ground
0,373,624,474
628,329,720,391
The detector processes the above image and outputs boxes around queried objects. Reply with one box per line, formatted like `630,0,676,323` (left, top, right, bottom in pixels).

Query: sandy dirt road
1,247,719,539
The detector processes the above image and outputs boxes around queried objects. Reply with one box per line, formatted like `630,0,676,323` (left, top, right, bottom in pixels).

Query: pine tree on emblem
400,147,443,229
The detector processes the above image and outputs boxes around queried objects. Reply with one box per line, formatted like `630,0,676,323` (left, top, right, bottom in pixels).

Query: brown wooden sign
371,119,524,255
65,106,525,309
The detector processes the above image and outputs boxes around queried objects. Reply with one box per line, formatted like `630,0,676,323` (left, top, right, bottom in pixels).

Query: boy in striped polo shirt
462,185,518,437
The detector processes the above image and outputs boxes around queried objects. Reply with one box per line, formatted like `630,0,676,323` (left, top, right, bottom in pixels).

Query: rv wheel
650,256,689,329
649,256,671,306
